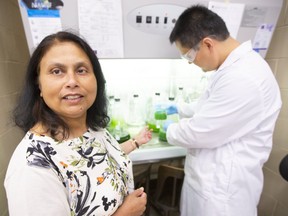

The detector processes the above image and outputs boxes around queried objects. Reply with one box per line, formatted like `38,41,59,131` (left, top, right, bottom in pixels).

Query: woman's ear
38,82,42,97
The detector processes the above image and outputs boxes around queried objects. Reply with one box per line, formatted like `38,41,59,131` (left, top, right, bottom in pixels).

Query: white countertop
128,135,187,164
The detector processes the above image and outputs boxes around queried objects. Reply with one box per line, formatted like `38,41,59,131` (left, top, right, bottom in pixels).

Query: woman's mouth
64,95,82,100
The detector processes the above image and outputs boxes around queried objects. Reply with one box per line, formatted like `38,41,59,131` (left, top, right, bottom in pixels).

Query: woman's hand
134,126,152,146
120,126,152,154
113,187,147,216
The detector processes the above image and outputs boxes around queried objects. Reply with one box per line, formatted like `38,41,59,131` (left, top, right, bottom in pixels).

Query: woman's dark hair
13,30,109,140
169,4,230,48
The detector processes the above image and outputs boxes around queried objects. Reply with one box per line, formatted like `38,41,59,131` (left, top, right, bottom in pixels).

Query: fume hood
18,0,283,58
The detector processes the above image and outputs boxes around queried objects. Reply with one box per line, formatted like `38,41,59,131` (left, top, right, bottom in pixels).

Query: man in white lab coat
166,5,282,216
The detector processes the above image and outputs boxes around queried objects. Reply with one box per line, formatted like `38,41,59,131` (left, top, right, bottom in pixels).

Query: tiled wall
1,0,288,215
259,0,288,215
0,0,29,215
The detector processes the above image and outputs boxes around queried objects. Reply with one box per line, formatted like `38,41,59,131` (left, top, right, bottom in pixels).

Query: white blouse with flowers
5,128,134,216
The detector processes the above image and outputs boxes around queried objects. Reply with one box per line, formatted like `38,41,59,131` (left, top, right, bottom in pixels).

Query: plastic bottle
146,92,162,132
109,98,130,143
107,95,114,118
175,87,186,104
158,96,179,142
127,94,145,126
166,96,179,123
156,110,167,142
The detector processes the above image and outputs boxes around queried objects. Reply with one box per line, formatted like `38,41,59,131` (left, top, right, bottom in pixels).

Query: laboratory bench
130,133,186,216
128,129,187,165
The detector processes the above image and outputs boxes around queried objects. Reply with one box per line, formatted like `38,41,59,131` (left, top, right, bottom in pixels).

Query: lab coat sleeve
5,165,70,216
177,101,198,118
167,72,264,149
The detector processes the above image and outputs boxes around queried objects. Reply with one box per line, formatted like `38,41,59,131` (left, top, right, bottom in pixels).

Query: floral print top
5,128,134,216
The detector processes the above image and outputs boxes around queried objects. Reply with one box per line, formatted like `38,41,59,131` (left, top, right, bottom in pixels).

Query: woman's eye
51,68,62,75
78,68,88,74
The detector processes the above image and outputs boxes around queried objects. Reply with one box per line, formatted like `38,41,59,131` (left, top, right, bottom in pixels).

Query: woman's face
38,41,97,123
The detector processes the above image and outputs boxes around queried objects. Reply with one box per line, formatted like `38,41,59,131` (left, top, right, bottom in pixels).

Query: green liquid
159,130,167,142
117,134,131,143
148,123,159,133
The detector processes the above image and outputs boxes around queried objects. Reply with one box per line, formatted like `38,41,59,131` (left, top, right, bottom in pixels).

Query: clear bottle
109,98,120,131
166,96,179,123
108,95,115,118
175,87,186,104
127,94,145,126
155,110,167,142
107,95,115,130
109,98,130,143
146,92,162,132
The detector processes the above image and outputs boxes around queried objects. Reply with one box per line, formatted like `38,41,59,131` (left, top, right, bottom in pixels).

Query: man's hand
166,104,178,115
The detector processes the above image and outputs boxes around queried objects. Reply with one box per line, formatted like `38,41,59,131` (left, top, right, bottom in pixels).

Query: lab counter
128,134,187,165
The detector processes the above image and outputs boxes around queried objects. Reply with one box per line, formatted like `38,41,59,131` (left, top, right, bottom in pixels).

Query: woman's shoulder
5,130,54,181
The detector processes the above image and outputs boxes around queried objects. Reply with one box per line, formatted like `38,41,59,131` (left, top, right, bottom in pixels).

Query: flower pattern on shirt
25,128,133,216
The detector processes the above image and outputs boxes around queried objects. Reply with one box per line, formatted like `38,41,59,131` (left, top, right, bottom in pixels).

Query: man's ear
202,37,214,50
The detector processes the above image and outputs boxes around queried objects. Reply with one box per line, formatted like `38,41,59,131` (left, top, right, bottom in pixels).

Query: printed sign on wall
20,0,63,47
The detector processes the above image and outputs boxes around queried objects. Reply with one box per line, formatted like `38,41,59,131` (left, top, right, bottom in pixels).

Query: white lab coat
167,41,282,216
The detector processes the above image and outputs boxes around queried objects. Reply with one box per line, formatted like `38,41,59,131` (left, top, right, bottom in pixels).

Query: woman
4,31,152,216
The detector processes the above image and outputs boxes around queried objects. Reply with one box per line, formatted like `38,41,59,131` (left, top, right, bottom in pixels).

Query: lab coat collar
216,40,253,73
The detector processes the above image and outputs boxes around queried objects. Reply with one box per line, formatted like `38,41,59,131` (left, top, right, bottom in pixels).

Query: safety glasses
181,48,198,63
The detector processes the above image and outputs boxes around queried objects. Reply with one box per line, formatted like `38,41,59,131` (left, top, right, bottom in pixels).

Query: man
166,5,282,216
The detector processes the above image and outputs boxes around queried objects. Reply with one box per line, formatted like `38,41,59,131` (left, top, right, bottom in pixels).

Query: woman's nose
66,72,79,88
